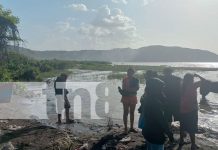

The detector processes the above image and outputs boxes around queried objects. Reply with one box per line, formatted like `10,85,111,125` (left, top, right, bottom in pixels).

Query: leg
190,133,199,150
179,120,185,145
123,102,129,133
190,111,199,150
56,95,64,124
58,114,61,124
130,103,136,130
65,108,70,123
201,94,207,103
179,130,185,145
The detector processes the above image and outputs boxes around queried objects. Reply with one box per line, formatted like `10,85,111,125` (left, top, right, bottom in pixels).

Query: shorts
121,96,137,106
180,110,198,134
165,105,180,122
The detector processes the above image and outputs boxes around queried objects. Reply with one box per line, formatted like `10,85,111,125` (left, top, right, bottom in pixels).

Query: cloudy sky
1,0,218,52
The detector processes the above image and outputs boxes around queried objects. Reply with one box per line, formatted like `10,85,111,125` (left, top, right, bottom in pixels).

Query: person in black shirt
160,68,182,125
142,78,174,150
54,73,71,124
138,70,158,129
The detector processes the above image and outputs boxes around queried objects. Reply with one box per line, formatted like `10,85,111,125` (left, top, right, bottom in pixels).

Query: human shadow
0,125,54,144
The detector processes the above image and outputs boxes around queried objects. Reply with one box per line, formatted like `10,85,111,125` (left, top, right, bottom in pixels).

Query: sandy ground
0,119,218,150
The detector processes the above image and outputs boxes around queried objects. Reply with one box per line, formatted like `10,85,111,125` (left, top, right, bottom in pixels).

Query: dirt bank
0,119,218,150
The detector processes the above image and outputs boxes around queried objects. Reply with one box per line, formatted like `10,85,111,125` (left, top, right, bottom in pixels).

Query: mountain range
9,45,218,62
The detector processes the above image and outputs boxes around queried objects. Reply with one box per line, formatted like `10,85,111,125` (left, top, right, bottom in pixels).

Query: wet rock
8,125,22,131
0,120,9,124
120,136,131,143
78,143,88,150
0,142,15,150
117,143,128,149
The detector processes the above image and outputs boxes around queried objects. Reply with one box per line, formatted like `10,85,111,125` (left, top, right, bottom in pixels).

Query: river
0,62,218,144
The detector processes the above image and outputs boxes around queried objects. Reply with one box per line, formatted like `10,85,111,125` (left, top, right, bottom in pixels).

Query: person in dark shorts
54,73,72,124
118,68,139,134
180,73,205,150
142,78,174,150
160,68,182,124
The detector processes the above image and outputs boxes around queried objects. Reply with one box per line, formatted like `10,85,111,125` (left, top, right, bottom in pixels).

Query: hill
9,45,218,62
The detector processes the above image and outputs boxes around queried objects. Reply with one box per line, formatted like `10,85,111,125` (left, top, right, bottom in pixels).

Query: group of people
119,68,205,150
53,67,205,150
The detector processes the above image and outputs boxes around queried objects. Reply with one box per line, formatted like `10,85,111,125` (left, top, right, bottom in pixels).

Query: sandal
129,128,138,133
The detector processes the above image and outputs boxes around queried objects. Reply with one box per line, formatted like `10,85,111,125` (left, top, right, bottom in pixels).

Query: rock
79,143,88,150
0,120,9,123
73,137,79,140
117,143,128,149
8,125,22,131
120,136,131,143
0,142,15,150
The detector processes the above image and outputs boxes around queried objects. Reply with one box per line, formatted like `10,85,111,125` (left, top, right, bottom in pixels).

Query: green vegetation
2,50,218,82
0,52,42,81
0,4,21,59
0,51,112,81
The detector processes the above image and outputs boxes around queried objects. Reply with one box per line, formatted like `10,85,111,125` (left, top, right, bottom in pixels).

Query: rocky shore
0,119,218,150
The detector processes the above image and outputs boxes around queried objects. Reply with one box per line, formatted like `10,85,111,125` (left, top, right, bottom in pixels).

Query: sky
1,0,218,52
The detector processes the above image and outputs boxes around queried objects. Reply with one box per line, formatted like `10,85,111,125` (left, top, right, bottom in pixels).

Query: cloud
111,0,155,6
112,0,128,5
40,5,141,50
143,0,156,6
68,3,88,12
56,18,75,33
77,5,140,49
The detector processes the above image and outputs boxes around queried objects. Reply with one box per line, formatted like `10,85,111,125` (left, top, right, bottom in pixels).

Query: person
160,68,182,125
54,73,72,124
179,73,205,150
118,68,139,134
200,79,218,102
138,70,158,129
142,78,174,150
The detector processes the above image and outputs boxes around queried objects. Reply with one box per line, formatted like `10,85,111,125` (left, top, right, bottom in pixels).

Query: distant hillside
8,45,218,62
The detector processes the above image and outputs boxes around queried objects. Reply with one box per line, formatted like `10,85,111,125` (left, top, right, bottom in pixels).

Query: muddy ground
0,119,218,150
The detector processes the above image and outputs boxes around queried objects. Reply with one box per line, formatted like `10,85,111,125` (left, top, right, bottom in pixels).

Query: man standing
160,68,182,125
54,73,71,124
142,78,174,150
119,68,139,134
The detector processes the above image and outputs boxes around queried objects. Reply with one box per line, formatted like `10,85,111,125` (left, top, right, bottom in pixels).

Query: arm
194,81,201,89
122,79,124,90
194,74,206,88
194,74,205,81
